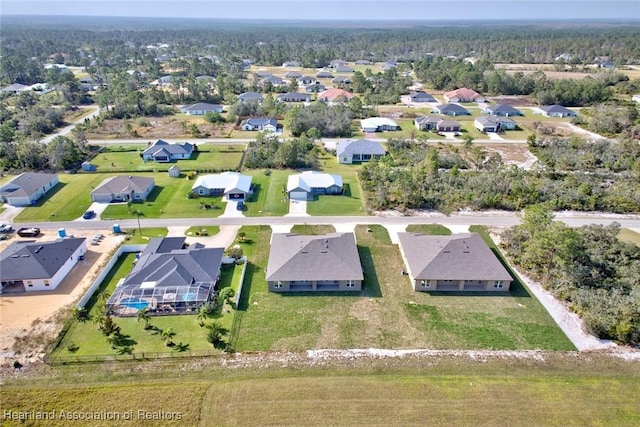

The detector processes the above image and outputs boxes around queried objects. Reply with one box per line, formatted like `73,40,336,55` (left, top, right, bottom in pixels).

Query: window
274,281,283,289
420,280,429,288
27,281,33,287
44,280,50,287
199,189,205,195
494,281,504,288
346,280,355,288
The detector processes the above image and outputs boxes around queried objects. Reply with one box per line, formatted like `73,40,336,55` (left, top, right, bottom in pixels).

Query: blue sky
1,0,639,20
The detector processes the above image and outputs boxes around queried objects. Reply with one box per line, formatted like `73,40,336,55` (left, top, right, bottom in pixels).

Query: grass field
290,224,336,235
91,145,244,173
2,352,639,427
306,172,365,216
243,170,290,217
121,227,168,244
185,225,220,236
232,224,574,351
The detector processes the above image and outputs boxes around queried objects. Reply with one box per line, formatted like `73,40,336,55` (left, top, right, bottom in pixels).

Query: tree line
501,205,640,345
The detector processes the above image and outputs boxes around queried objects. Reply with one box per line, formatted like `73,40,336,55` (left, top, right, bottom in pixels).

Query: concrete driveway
221,200,245,218
286,199,309,217
74,201,111,221
0,205,24,222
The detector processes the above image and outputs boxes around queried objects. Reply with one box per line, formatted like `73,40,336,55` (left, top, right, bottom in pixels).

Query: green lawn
120,227,168,244
185,225,220,236
405,224,452,235
290,224,336,235
90,144,244,172
50,248,243,361
233,224,573,351
306,171,365,216
243,170,290,216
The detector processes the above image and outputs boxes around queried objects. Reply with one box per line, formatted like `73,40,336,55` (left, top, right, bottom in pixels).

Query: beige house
266,233,363,292
397,232,513,292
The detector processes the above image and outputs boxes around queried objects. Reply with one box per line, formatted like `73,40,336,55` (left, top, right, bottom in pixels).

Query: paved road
15,212,640,232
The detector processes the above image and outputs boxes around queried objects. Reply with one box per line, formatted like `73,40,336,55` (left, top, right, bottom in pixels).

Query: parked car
17,227,41,237
0,223,13,233
82,210,96,219
236,201,244,211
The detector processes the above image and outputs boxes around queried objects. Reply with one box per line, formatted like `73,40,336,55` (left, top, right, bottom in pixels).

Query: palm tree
136,307,151,330
197,305,208,327
206,321,226,347
161,328,175,347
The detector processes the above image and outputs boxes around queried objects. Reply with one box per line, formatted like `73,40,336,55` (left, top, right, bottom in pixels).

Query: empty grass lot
405,224,452,235
243,170,289,217
50,249,243,361
90,144,244,172
619,228,640,246
232,224,573,351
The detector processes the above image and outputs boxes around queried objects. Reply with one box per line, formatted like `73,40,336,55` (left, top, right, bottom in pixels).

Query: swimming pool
120,298,149,310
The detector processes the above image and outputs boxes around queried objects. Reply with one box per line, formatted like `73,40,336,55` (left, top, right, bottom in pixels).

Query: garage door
289,191,307,201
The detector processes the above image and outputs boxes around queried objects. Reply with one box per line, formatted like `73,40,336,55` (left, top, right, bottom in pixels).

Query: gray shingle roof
434,104,470,115
0,238,85,280
243,117,277,127
91,176,155,196
541,104,574,114
0,172,57,199
486,104,522,115
336,139,385,157
238,92,263,101
398,233,512,281
125,237,223,288
266,233,363,282
143,140,193,157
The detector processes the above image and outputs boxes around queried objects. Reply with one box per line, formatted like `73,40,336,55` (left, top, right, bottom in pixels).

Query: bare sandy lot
0,229,122,364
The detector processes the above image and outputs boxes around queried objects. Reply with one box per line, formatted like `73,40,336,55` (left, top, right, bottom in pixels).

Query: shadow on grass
145,186,164,203
247,183,261,203
358,245,382,297
32,181,67,208
342,183,352,197
236,262,255,312
173,342,190,352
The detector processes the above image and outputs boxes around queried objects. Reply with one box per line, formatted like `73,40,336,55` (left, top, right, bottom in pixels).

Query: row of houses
1,231,512,313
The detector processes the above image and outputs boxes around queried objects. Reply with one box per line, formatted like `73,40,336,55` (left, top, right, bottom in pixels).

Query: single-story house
1,83,30,94
287,171,343,201
0,238,87,292
316,71,334,79
276,92,311,103
330,60,347,68
397,232,513,292
285,71,302,78
432,104,471,116
255,71,273,78
380,61,397,71
298,76,317,85
435,119,461,132
191,172,252,200
90,175,155,203
484,104,523,116
409,91,437,103
414,116,441,131
336,139,385,164
475,116,517,132
334,65,354,73
332,76,352,85
105,237,223,315
0,173,59,207
282,61,301,67
180,102,223,115
262,76,284,86
240,117,278,132
152,75,174,86
305,83,326,93
632,94,640,103
266,232,363,292
355,59,372,65
537,104,577,118
443,88,485,103
142,139,193,162
318,89,354,104
360,117,399,132
238,92,263,103
195,75,216,83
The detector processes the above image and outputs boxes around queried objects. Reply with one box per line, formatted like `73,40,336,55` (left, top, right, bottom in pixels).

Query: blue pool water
121,298,149,310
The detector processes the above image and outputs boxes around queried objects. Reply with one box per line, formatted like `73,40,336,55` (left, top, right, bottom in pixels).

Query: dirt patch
85,116,234,139
0,229,122,365
482,143,538,169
